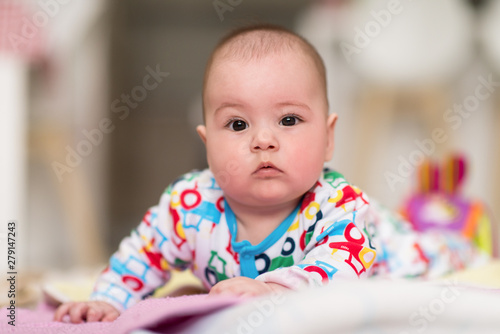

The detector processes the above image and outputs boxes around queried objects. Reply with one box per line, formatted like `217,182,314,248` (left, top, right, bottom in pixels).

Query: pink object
0,0,45,59
407,154,471,233
0,294,242,334
405,194,470,233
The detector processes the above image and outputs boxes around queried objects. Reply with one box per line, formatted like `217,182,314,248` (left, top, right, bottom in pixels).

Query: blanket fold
0,294,242,334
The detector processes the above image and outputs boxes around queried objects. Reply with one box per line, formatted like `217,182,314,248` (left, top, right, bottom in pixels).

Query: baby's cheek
286,140,325,178
208,150,247,190
290,137,324,162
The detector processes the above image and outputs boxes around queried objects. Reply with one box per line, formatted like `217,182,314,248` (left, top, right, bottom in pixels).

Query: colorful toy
401,154,496,256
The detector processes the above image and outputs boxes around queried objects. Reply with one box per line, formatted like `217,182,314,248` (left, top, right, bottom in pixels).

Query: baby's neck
225,197,301,245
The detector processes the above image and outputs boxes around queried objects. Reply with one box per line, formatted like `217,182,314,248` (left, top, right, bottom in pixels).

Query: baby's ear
324,113,338,161
196,125,207,145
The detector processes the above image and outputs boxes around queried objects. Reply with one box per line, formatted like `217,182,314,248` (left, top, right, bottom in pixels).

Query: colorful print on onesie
90,168,483,312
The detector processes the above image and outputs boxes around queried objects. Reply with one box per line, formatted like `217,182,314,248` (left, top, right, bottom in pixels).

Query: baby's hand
53,301,120,323
209,277,288,298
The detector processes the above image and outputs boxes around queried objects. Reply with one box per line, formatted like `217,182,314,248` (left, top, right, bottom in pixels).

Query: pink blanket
0,294,242,334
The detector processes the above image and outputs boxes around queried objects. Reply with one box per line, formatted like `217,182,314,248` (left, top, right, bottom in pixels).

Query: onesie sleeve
255,180,377,290
89,184,193,312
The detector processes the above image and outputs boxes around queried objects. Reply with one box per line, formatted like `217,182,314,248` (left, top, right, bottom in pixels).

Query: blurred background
1,0,499,275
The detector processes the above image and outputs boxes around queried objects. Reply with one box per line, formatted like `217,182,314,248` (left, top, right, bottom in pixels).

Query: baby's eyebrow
215,102,244,114
214,101,310,114
275,101,311,111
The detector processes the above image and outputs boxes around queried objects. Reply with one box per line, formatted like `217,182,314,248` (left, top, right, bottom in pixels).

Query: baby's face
198,50,337,208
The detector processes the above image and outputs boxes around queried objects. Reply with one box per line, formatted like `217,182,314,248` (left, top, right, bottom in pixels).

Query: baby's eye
228,119,248,131
280,115,300,126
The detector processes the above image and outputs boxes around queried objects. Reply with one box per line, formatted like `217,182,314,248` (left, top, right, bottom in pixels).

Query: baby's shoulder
319,168,350,190
307,168,370,211
161,168,222,200
315,168,362,195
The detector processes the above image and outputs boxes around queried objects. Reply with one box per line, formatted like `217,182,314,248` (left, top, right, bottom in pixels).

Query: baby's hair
202,23,328,117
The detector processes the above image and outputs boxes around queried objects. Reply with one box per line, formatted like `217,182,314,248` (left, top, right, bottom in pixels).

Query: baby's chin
229,186,306,209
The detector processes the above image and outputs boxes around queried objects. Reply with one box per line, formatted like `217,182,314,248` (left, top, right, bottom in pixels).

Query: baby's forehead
208,34,324,89
211,49,314,76
203,27,329,114
214,30,314,65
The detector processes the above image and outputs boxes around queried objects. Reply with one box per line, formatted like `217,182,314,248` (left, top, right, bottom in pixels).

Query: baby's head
197,24,337,209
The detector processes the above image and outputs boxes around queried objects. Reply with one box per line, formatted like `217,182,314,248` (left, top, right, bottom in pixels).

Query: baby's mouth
253,162,282,176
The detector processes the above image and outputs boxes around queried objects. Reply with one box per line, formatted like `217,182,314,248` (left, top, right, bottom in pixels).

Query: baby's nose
251,128,279,151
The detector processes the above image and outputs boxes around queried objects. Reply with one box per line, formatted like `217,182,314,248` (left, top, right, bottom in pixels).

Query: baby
54,24,482,323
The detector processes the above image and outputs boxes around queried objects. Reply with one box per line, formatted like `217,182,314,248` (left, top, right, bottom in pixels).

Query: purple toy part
406,194,470,232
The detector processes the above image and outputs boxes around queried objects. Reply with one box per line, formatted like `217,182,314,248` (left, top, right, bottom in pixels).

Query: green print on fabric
324,170,348,188
207,250,229,281
304,230,314,246
184,172,200,182
174,258,190,268
269,255,295,271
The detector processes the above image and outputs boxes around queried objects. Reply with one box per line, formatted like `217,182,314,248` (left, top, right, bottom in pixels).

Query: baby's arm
54,185,194,322
52,209,164,324
92,185,195,310
54,301,119,323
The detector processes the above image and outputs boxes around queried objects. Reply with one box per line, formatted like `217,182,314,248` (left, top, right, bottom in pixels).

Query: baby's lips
254,161,281,173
